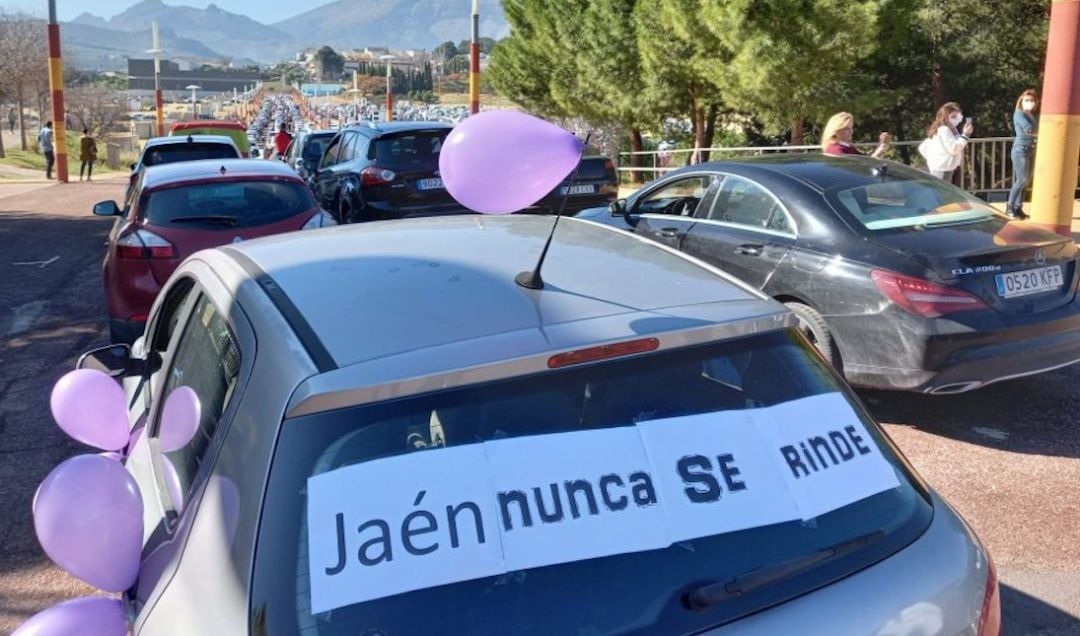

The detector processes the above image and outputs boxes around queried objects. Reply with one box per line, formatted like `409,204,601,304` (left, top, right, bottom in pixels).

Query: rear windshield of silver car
828,177,997,231
251,330,930,635
142,143,238,166
140,179,315,229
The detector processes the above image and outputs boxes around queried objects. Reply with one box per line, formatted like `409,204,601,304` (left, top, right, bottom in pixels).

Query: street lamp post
185,85,201,120
147,20,165,136
469,0,480,115
46,0,68,182
380,55,394,122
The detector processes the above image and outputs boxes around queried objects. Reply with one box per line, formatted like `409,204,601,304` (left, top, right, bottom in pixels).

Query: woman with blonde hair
821,112,890,158
918,102,973,183
1006,89,1038,219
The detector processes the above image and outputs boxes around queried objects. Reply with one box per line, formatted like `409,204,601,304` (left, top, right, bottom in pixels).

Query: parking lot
0,180,1077,634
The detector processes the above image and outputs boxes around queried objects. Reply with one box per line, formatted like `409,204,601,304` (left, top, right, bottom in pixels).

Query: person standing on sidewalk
79,128,97,182
37,121,55,180
918,102,973,183
1007,90,1038,220
820,112,891,158
7,108,15,133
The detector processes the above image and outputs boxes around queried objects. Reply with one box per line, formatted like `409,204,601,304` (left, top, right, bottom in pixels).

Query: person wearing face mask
821,112,890,158
1006,90,1038,219
918,102,973,183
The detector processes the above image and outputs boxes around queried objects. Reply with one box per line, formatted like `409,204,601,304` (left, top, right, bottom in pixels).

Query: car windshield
142,143,238,167
251,330,930,635
828,178,996,231
302,136,333,162
368,130,447,169
141,179,314,229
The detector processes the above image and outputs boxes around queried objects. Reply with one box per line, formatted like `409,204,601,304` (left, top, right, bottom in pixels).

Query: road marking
972,426,1009,441
12,255,59,269
4,300,47,337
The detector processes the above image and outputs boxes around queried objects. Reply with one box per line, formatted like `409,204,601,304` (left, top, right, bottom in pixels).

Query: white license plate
559,184,596,196
416,178,444,191
995,265,1064,298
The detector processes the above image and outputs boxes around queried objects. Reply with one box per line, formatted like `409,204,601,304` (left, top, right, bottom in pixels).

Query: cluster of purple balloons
14,370,201,636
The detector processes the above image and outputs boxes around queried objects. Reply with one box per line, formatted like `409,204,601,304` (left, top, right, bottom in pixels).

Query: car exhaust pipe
927,381,983,395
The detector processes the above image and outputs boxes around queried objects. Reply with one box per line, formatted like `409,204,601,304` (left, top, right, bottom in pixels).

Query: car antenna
515,132,591,291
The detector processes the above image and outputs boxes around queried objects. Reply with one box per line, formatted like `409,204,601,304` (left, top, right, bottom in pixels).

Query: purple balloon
12,596,126,636
439,111,585,214
161,455,185,514
50,369,130,451
34,454,143,592
160,386,200,453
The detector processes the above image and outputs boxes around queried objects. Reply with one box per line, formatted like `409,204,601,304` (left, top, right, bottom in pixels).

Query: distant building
127,59,262,93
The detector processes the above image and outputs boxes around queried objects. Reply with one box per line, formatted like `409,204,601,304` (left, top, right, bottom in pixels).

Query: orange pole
1031,0,1080,236
46,17,68,183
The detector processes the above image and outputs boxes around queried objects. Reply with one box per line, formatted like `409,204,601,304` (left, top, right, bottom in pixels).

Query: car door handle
659,227,681,238
736,244,763,256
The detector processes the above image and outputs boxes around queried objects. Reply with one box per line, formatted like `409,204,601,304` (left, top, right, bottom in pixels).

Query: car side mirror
93,200,121,217
77,343,143,378
611,199,638,228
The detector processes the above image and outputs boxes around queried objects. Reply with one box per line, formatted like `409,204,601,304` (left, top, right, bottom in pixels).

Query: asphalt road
0,180,1077,634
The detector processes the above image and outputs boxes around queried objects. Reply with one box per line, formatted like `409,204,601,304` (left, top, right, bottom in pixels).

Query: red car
93,159,336,343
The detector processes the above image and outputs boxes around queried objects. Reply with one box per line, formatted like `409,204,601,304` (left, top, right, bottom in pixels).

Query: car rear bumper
707,493,990,636
841,301,1080,393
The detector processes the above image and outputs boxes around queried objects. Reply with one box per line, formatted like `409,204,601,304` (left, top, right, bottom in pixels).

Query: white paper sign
305,392,903,614
752,393,901,521
638,411,801,542
306,444,504,614
484,427,669,572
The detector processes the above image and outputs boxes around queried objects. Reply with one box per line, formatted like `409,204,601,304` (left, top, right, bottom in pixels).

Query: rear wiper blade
171,215,238,226
685,530,885,611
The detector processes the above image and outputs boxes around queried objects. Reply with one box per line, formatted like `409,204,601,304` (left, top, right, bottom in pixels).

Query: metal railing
618,137,1045,199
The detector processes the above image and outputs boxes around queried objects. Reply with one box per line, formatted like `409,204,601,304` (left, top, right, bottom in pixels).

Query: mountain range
65,0,509,71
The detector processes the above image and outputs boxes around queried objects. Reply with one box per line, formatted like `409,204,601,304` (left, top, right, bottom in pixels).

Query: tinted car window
141,180,315,229
829,178,995,231
368,131,447,169
707,175,792,233
142,143,238,167
252,330,929,635
302,135,333,163
636,175,713,216
156,295,241,506
320,136,341,168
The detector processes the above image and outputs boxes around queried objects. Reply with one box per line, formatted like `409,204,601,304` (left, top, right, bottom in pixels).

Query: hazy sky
41,0,340,24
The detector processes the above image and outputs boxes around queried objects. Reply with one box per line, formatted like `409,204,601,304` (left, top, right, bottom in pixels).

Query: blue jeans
1008,146,1032,210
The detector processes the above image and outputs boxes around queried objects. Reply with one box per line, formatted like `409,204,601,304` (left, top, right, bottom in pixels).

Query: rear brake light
361,167,396,186
604,159,614,172
977,551,1001,636
547,338,659,368
117,228,177,260
871,269,987,318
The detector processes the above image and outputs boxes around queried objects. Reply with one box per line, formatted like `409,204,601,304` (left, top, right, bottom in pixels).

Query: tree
433,40,459,61
314,46,345,81
66,86,127,138
487,0,569,118
0,12,48,152
699,0,882,145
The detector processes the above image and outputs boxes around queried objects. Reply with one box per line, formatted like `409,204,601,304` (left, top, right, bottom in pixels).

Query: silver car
78,215,999,635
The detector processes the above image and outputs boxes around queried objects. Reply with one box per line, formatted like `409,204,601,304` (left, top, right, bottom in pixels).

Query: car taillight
117,228,176,260
547,338,659,368
361,167,396,186
977,551,1001,636
604,159,614,172
302,210,338,230
870,269,987,318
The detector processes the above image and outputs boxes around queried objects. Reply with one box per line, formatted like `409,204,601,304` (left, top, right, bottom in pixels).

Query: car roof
672,155,929,192
171,120,246,131
140,158,301,189
343,121,453,136
222,215,783,380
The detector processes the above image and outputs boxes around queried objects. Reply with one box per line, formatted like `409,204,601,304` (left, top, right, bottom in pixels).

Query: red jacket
274,131,293,156
823,142,863,156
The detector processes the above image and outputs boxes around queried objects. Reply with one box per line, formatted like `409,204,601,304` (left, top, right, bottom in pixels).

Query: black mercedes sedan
577,155,1080,393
